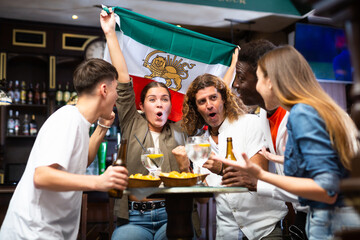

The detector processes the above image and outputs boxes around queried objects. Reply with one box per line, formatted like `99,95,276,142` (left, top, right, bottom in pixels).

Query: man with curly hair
179,73,288,240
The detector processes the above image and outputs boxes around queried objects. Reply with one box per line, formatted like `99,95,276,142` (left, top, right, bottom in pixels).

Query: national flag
104,6,236,121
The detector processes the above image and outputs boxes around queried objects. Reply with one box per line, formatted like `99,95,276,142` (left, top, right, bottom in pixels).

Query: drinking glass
141,148,164,177
185,136,211,185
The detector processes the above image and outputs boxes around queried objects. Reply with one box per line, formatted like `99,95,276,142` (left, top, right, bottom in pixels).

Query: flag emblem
143,50,196,91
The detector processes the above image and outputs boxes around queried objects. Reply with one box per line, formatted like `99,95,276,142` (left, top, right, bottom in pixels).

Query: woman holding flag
100,8,200,240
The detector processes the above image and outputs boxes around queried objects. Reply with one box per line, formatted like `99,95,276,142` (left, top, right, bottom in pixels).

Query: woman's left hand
209,151,263,178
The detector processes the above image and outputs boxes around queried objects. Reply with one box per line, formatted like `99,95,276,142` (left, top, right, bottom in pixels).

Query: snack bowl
159,172,208,187
128,174,161,188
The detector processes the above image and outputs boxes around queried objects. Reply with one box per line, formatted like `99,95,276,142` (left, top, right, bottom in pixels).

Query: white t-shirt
201,115,288,240
150,130,160,149
0,105,91,240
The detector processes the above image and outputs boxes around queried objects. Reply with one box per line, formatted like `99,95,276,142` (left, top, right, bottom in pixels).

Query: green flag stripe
113,6,236,66
156,0,312,16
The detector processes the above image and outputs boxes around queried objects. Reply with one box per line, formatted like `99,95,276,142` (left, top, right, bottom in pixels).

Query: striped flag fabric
104,6,236,121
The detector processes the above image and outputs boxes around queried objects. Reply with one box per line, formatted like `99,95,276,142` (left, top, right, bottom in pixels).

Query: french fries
161,171,198,179
129,173,160,180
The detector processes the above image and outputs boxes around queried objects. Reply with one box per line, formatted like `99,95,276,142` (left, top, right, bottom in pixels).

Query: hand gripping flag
104,6,236,121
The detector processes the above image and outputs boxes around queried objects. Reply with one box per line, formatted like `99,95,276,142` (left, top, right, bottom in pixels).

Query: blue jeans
306,207,360,240
112,207,168,240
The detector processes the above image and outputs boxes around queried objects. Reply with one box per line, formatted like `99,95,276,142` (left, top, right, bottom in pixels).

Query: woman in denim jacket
211,45,360,240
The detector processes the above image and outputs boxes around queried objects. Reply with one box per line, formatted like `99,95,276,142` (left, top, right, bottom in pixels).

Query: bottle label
28,92,33,104
56,91,63,102
30,125,37,136
63,92,71,103
41,92,47,105
21,91,27,103
14,91,20,103
14,120,20,135
7,91,14,101
23,126,29,135
7,119,15,134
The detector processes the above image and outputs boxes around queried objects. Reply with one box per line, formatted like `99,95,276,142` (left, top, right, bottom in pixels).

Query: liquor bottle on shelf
13,80,20,104
41,82,47,105
22,114,30,136
63,82,71,105
34,83,41,105
56,84,63,106
29,114,38,136
20,81,27,104
7,80,14,102
108,138,127,198
14,111,20,136
7,109,15,136
27,83,34,104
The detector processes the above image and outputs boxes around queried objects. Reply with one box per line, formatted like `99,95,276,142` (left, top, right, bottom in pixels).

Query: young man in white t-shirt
0,58,128,240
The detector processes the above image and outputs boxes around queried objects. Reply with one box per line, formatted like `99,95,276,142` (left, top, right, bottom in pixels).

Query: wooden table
128,186,248,240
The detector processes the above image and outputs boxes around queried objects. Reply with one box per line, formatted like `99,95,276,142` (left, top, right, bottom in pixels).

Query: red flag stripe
131,75,184,122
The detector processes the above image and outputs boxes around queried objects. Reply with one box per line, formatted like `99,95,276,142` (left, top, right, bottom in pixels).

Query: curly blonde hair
182,73,246,136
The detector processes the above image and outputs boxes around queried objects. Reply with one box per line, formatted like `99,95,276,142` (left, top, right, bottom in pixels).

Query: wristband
97,120,111,129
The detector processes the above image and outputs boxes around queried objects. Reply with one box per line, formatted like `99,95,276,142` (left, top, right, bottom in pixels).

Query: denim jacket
284,103,348,209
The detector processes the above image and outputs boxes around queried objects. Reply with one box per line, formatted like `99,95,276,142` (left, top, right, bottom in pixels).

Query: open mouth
209,113,216,117
156,112,163,117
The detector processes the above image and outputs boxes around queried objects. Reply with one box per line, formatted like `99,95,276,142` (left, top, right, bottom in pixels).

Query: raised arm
100,8,130,83
222,46,239,87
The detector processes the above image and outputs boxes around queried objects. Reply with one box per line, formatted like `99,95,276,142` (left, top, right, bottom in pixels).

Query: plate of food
128,174,162,188
159,171,208,187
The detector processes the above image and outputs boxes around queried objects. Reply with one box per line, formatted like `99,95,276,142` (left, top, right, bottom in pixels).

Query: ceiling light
72,15,78,20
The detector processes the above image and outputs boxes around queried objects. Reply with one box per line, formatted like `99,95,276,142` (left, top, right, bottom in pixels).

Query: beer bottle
14,111,20,136
20,81,27,104
225,137,236,161
22,114,30,136
222,137,236,173
108,139,127,198
63,82,71,105
34,83,41,105
56,84,63,106
7,80,14,102
13,80,20,104
30,114,38,136
27,83,34,104
41,82,47,105
7,110,15,135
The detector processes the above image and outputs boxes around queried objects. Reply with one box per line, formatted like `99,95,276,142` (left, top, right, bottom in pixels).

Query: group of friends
1,8,360,240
